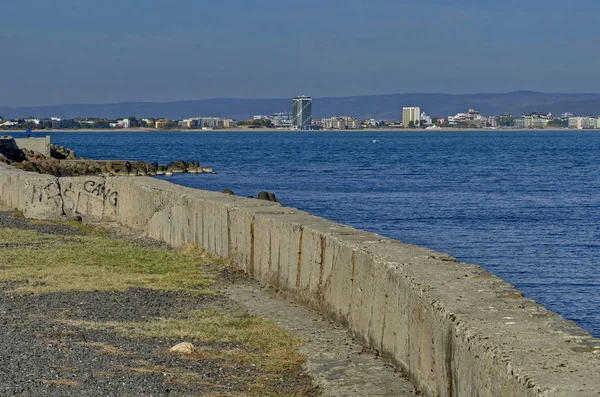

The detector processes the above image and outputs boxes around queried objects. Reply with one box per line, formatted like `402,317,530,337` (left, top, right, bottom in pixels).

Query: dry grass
0,228,216,294
0,219,311,396
76,341,131,356
65,308,305,373
41,379,80,387
11,209,24,218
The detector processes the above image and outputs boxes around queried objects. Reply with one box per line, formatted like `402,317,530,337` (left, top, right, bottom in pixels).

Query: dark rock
0,137,26,162
257,191,278,202
23,162,40,173
223,188,234,195
6,139,210,179
167,160,187,173
50,148,66,160
257,191,270,201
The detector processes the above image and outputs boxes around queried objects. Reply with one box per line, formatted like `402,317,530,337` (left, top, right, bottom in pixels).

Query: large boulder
167,160,187,173
0,136,26,162
257,191,278,202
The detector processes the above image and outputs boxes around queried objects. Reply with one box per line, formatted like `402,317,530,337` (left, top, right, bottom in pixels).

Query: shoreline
2,127,579,133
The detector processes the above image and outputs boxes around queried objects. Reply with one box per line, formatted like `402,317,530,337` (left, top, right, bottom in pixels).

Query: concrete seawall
13,136,51,157
1,164,599,396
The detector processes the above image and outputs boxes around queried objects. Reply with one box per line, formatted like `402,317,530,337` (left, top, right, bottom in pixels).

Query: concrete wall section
1,164,599,396
14,136,51,157
60,177,119,221
0,165,63,219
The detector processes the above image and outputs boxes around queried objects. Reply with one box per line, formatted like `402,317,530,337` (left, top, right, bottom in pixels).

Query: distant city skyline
2,0,600,107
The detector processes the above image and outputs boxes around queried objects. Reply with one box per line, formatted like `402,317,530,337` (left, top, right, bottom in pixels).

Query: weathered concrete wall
1,164,599,396
13,136,51,157
0,163,63,219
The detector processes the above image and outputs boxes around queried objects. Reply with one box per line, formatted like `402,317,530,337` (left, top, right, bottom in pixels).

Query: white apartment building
420,112,432,126
25,118,41,125
448,109,488,127
523,112,550,129
180,117,235,128
402,107,421,128
321,116,361,130
568,117,598,129
272,112,292,127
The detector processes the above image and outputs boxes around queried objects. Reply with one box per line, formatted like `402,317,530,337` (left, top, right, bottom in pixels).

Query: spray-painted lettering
83,180,118,207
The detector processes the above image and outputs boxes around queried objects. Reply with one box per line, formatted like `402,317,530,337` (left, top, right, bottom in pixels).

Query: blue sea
25,130,600,337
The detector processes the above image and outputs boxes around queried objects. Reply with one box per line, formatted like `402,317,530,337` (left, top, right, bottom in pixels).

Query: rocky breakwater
0,136,26,163
0,136,214,178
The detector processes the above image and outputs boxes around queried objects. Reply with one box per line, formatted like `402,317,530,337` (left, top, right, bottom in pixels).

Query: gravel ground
0,210,317,396
0,211,85,237
0,209,418,396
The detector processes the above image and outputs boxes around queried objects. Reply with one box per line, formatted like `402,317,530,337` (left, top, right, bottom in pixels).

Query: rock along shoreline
0,135,214,178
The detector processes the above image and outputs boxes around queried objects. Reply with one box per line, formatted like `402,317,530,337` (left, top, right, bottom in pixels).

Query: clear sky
1,0,599,106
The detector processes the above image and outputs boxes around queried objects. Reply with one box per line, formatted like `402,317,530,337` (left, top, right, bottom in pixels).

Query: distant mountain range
2,91,600,120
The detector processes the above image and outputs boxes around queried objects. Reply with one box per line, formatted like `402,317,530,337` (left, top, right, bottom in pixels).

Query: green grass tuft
0,228,216,294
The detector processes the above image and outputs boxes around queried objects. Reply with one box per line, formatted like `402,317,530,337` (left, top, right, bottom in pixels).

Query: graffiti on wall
83,180,118,206
32,182,62,206
60,179,119,217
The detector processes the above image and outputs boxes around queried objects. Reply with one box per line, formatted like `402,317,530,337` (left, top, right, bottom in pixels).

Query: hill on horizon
2,91,600,120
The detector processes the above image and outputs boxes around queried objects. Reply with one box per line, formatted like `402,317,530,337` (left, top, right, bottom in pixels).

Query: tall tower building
292,96,312,130
402,107,421,128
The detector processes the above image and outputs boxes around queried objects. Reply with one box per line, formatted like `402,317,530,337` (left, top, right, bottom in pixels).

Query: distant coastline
4,127,580,134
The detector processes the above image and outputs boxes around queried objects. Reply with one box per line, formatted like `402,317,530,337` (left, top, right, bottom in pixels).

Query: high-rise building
292,96,312,130
402,107,421,128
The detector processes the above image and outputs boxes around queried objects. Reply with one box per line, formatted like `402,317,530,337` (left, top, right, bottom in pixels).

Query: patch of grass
53,219,110,235
88,309,309,396
0,228,216,294
115,364,174,375
76,341,131,356
41,379,80,387
116,364,209,387
65,308,305,375
1,220,313,396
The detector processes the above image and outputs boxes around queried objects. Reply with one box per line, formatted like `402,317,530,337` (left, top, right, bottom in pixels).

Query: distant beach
6,127,576,134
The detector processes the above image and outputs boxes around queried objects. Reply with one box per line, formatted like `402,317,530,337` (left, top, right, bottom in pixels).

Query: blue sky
1,0,599,106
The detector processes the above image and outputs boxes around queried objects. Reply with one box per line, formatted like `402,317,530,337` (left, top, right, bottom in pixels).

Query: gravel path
0,289,247,396
222,281,419,397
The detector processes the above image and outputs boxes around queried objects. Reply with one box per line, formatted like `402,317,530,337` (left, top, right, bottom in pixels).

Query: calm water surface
31,130,600,337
